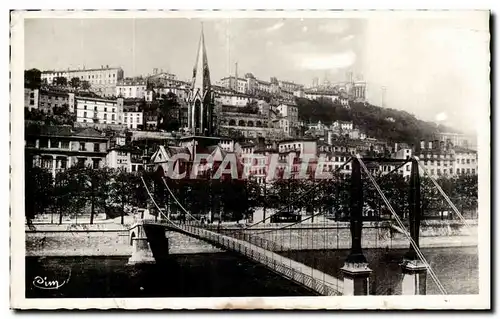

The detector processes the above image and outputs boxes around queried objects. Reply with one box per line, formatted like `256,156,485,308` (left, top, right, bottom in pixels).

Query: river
25,246,477,298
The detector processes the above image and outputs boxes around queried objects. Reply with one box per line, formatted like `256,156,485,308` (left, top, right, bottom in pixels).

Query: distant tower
381,86,387,107
187,25,215,136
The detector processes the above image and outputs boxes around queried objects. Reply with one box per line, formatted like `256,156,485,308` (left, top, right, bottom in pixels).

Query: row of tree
25,163,478,225
25,68,91,90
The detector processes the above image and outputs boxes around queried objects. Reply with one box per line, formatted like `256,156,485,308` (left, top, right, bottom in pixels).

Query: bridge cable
161,177,202,223
356,155,448,295
140,176,183,230
415,158,472,228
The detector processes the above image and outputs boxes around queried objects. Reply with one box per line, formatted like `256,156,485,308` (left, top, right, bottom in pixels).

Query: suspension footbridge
127,155,473,296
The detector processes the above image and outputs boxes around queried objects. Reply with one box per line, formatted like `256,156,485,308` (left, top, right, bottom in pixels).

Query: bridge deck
171,222,344,296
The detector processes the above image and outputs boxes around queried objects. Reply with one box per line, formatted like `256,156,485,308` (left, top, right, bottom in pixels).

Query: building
186,27,216,136
41,66,124,97
24,88,39,110
213,88,252,107
123,105,144,130
25,125,109,177
116,78,148,99
25,88,76,113
106,145,144,172
453,147,478,176
304,90,339,103
332,120,354,131
437,132,477,150
75,96,124,125
416,140,456,178
38,89,76,113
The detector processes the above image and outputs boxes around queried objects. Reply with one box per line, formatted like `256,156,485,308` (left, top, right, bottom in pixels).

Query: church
186,24,215,137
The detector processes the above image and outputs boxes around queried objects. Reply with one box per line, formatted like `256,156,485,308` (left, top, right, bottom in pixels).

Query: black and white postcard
10,10,491,310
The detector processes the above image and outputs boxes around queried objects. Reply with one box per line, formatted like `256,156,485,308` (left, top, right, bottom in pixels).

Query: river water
25,247,477,298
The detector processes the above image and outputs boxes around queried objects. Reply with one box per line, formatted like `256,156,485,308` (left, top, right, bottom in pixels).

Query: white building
116,79,148,99
304,91,339,103
332,120,354,131
75,96,124,125
41,66,124,97
453,147,478,176
215,90,252,107
123,110,144,130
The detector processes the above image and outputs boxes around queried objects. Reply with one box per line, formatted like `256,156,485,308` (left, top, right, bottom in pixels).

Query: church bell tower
187,24,215,136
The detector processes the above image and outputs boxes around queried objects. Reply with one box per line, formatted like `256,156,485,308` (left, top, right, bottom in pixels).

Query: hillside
295,97,453,145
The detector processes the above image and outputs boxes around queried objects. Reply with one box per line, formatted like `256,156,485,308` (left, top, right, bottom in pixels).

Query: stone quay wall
25,220,477,257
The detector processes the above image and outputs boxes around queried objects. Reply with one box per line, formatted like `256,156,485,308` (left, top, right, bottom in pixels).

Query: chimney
106,65,109,68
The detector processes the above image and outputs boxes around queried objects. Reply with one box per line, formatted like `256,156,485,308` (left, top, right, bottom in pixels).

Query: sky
24,13,489,133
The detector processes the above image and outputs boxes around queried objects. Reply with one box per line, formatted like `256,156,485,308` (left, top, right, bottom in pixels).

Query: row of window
82,112,116,121
81,105,116,112
36,157,101,170
427,168,476,175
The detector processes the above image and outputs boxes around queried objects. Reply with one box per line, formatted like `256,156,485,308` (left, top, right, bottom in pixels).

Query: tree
53,167,87,224
25,166,53,222
81,80,91,90
25,68,42,90
110,168,138,224
70,77,81,89
53,76,68,87
158,92,181,132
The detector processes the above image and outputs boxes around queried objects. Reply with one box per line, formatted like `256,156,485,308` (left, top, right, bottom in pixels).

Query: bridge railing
175,222,342,296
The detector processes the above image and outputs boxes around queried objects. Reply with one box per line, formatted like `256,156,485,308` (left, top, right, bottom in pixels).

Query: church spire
188,24,215,136
191,23,211,92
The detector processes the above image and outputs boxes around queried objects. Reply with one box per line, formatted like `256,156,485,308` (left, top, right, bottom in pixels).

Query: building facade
116,78,148,99
41,66,124,97
25,125,109,177
75,96,124,125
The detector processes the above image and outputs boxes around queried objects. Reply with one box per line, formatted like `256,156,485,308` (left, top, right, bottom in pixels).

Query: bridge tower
341,158,372,295
401,158,427,295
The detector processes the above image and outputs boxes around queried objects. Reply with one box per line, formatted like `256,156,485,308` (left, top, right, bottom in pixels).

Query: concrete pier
128,223,156,265
401,260,427,295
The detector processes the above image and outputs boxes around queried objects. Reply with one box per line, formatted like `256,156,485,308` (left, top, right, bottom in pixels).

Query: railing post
341,157,372,296
401,158,427,295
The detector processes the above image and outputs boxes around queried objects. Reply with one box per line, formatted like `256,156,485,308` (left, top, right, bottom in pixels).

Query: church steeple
188,23,215,136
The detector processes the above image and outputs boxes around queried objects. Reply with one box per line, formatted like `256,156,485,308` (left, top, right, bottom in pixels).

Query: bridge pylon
128,220,170,265
341,157,372,295
401,158,427,295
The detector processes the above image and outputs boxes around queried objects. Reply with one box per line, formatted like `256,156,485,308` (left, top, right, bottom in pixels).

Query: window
104,113,107,119
406,165,410,171
112,114,115,120
466,168,470,174
79,143,87,151
462,159,465,164
94,143,100,152
456,168,460,174
84,105,87,110
92,159,100,169
112,108,115,113
84,111,87,118
94,106,97,111
77,158,86,168
104,107,107,112
472,169,476,174
466,159,470,164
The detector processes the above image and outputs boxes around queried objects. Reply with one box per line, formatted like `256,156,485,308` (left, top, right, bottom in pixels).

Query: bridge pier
128,221,169,265
400,158,427,295
341,158,372,295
